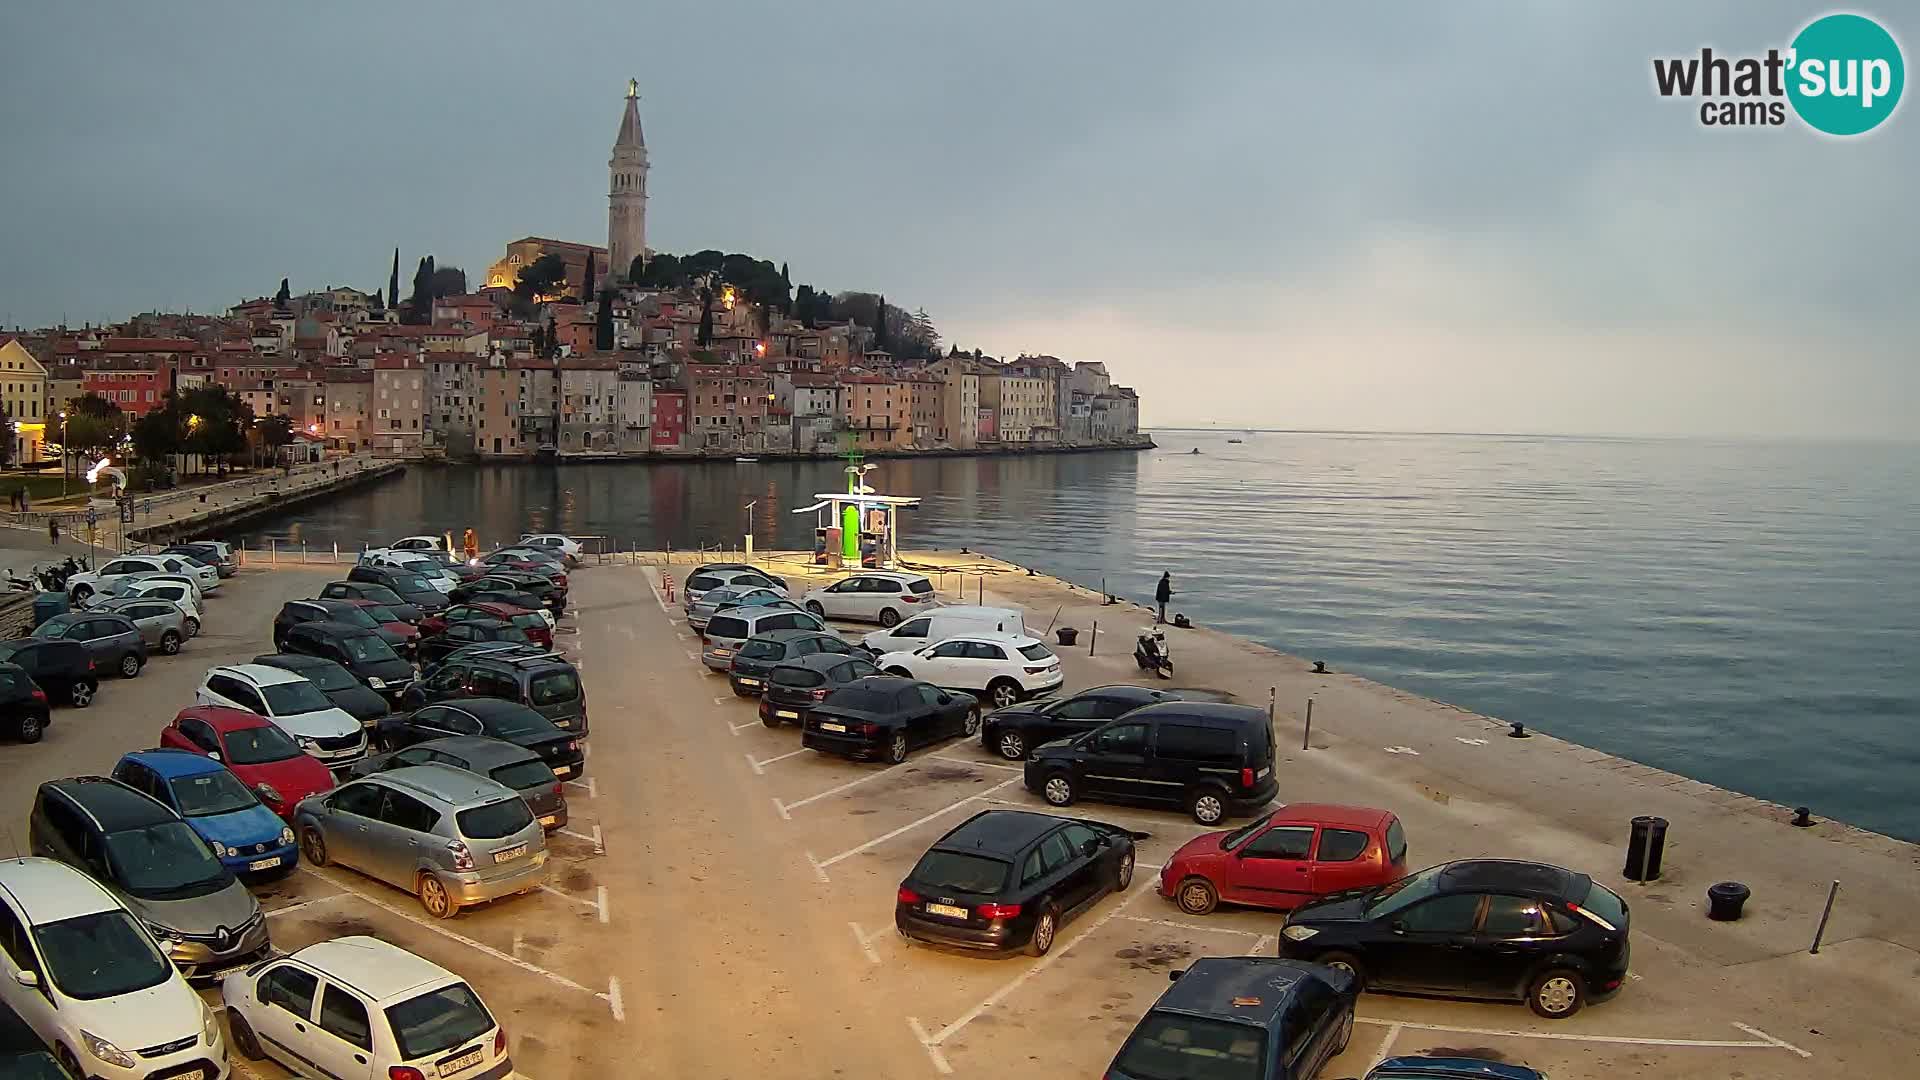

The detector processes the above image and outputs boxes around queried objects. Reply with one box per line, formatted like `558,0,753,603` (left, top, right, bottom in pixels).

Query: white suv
196,664,366,768
877,633,1065,708
800,571,938,627
224,936,510,1080
0,857,227,1080
66,554,214,603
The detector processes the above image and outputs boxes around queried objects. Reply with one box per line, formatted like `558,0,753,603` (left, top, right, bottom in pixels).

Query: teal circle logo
1787,13,1904,135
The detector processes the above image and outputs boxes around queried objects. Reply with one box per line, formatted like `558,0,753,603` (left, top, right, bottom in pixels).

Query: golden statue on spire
627,77,638,99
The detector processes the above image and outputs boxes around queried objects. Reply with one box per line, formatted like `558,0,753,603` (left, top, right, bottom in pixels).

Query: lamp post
59,411,68,497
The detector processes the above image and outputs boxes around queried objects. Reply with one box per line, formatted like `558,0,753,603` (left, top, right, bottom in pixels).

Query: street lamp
58,411,68,497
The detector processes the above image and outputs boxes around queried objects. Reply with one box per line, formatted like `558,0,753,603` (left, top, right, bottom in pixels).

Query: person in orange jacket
463,528,479,563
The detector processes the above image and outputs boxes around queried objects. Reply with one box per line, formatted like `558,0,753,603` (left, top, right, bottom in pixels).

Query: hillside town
0,83,1143,467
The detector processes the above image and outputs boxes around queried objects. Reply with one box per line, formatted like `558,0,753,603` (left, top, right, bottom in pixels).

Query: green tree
64,393,126,458
514,254,569,301
256,414,293,466
388,248,400,311
595,291,615,351
697,283,715,346
582,255,597,302
0,409,13,468
779,262,792,313
274,278,291,309
406,257,431,323
429,264,467,297
132,402,183,469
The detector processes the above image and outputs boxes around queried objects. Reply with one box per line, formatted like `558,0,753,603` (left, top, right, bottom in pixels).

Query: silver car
295,763,549,918
348,735,569,831
701,606,831,671
91,596,190,655
687,586,788,632
682,566,787,612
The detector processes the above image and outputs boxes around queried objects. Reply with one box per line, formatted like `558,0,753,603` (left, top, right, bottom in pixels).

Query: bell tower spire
608,79,649,283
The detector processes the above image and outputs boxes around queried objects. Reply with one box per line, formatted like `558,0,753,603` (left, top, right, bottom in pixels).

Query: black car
346,564,447,613
403,647,586,733
759,652,882,728
896,809,1138,956
280,621,416,700
727,629,868,696
0,639,99,708
250,652,391,727
1108,957,1357,1080
982,684,1179,761
1277,859,1632,1020
453,572,563,614
454,587,550,615
274,598,413,653
801,676,980,764
417,617,531,667
0,662,52,743
0,996,67,1080
319,580,423,623
1024,701,1278,825
374,697,584,781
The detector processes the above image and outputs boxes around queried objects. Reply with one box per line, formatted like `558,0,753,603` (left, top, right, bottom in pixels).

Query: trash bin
1707,881,1750,921
1623,815,1668,881
32,591,68,628
1056,627,1079,647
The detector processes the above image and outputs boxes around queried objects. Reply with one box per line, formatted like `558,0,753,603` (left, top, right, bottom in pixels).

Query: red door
1224,824,1318,908
1309,825,1384,896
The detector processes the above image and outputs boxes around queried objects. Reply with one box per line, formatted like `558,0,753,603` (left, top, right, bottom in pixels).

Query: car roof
1435,859,1586,901
774,652,863,672
216,663,306,686
121,747,226,779
936,810,1067,855
177,705,274,732
406,736,539,766
251,652,337,672
41,776,175,831
446,617,513,630
431,696,545,718
466,649,569,670
1368,1058,1546,1080
1151,957,1329,1028
0,857,124,923
289,936,459,1003
751,628,835,641
372,763,518,807
1121,700,1269,726
943,633,1042,647
848,570,927,582
1271,803,1392,829
297,620,384,639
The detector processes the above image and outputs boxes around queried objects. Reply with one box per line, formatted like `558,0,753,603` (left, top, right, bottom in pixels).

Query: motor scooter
1134,627,1173,679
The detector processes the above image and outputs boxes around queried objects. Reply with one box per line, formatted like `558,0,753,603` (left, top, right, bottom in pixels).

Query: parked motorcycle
1134,627,1173,679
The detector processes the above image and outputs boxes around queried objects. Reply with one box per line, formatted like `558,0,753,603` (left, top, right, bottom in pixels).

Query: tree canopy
514,254,570,301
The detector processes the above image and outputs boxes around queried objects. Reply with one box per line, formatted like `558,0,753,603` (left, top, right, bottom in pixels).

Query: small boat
1190,448,1201,455
734,456,760,463
1227,438,1243,444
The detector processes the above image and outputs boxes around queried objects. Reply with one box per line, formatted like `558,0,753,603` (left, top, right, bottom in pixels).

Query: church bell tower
608,79,649,285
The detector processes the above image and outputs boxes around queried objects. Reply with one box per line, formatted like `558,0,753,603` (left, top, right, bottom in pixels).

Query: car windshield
1219,813,1275,853
391,573,431,593
529,670,578,705
510,613,546,633
494,625,531,643
262,680,335,715
342,634,401,663
168,770,260,817
359,585,405,605
224,724,302,764
29,619,74,640
1365,864,1448,918
331,606,381,629
1018,642,1055,661
456,798,533,840
292,662,356,692
33,909,173,1001
739,639,787,660
772,666,825,687
1580,880,1629,930
490,759,555,791
386,983,496,1061
705,617,749,640
822,688,893,712
909,850,1010,893
1110,1011,1266,1080
0,643,18,662
703,588,745,606
365,604,408,624
484,707,552,738
103,821,233,899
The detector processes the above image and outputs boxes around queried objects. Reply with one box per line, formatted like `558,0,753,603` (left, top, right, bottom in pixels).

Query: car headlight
81,1029,136,1069
255,782,284,805
367,676,387,689
1281,925,1319,942
210,840,232,857
144,921,181,944
202,1001,219,1045
280,826,297,846
297,736,317,749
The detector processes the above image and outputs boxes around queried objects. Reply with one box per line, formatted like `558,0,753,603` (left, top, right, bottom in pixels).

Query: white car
682,566,788,611
800,571,938,627
0,857,227,1080
196,664,366,768
362,549,459,590
877,633,1064,709
65,554,209,603
224,936,510,1080
519,533,582,560
860,605,1026,653
104,578,206,637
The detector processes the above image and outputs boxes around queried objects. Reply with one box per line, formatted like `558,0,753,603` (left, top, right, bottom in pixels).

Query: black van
1022,701,1277,825
282,620,416,701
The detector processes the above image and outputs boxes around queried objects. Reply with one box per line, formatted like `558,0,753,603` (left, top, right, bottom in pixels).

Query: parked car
701,607,830,670
0,640,98,707
423,600,554,648
759,652,883,728
478,569,566,612
1107,957,1357,1080
348,599,426,653
294,764,549,918
30,612,146,678
800,570,937,627
281,620,416,700
250,653,390,727
0,857,227,1080
1365,1058,1548,1080
160,706,337,820
878,633,1063,709
859,604,1025,653
0,996,65,1080
88,597,188,656
195,664,367,769
727,629,868,696
480,547,564,570
274,598,414,654
381,534,450,555
140,572,209,606
982,684,1176,760
479,553,570,591
692,560,787,589
347,564,447,613
1277,858,1632,1019
417,618,531,667
30,777,270,978
154,551,223,589
375,698,585,780
361,549,459,591
453,586,552,622
224,937,513,1079
65,553,211,603
682,565,787,610
110,749,298,879
319,580,422,623
402,649,587,734
160,541,235,577
89,575,205,636
895,809,1138,956
1024,701,1278,825
1161,804,1408,916
519,532,583,562
0,662,51,743
451,574,562,614
801,676,981,764
349,735,567,831
688,586,787,632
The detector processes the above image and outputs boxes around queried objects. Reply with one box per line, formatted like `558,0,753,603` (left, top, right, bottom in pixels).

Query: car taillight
1240,767,1255,788
494,1026,507,1055
554,575,568,587
897,886,921,904
860,722,881,736
1024,665,1049,674
87,658,96,671
977,902,1022,920
901,593,924,603
552,782,564,796
811,688,830,701
30,688,46,703
567,739,579,751
389,1068,427,1080
447,840,474,871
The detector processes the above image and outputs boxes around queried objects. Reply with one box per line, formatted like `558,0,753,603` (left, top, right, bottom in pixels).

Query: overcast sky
1,2,1912,437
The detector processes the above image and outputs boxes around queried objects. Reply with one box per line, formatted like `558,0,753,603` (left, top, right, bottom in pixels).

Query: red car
158,706,337,821
421,600,554,648
1159,803,1407,915
343,598,422,651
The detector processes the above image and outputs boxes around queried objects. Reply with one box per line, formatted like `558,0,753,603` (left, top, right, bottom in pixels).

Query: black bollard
1508,721,1530,738
1707,881,1750,921
1624,815,1668,881
1792,806,1815,828
1311,660,1328,674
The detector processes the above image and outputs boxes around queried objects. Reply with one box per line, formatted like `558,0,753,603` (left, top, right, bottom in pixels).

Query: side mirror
13,969,38,988
207,752,221,762
1167,969,1185,983
1390,920,1408,934
1081,838,1100,858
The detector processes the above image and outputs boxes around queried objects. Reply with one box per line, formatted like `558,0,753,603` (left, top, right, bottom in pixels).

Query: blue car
111,748,299,877
1367,1058,1547,1080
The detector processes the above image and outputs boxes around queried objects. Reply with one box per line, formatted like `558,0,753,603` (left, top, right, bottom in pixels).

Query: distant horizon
1145,426,1920,445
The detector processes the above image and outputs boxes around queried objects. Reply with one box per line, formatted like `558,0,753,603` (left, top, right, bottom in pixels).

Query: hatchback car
1108,957,1357,1080
64,553,210,603
318,580,422,623
981,684,1176,760
727,628,867,696
195,664,366,769
346,564,447,613
700,607,829,671
519,532,583,561
800,570,937,627
31,612,146,679
250,652,391,727
423,600,554,648
30,777,270,979
417,617,531,667
878,633,1063,709
1277,858,1632,1019
159,706,337,821
0,857,227,1080
403,649,588,734
1162,804,1408,916
224,936,511,1080
0,640,97,708
295,764,549,918
375,698,585,781
896,809,1138,956
93,576,204,636
682,565,786,610
1024,701,1279,824
110,750,298,879
452,573,563,614
1,663,51,743
802,675,981,764
89,597,188,656
349,735,567,831
161,541,235,577
759,652,883,728
274,598,415,655
687,585,787,632
281,620,416,700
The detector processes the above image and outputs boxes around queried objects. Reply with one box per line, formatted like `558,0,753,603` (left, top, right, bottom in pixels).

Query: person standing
1155,571,1173,624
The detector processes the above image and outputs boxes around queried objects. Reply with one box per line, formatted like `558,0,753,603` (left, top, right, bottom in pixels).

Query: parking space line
556,824,603,853
816,779,1023,875
929,754,1021,772
1365,1022,1403,1074
537,884,609,925
804,850,830,882
1732,1022,1813,1058
748,747,808,775
262,891,349,919
1251,933,1275,955
684,649,699,661
774,764,901,817
848,921,882,965
1353,1016,1812,1055
713,696,733,706
906,1016,953,1075
1117,913,1259,939
565,776,597,799
731,719,762,735
604,976,625,1021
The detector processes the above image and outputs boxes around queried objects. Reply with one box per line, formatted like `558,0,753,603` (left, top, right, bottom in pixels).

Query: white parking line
815,779,1022,875
1366,1022,1403,1074
1251,933,1275,955
262,892,348,919
684,649,699,661
713,696,733,706
603,976,625,1021
848,921,882,965
556,824,603,853
565,776,597,799
773,764,901,817
929,754,1022,773
1353,1016,1812,1056
730,719,762,735
748,748,808,775
1732,1023,1813,1058
537,884,609,925
1118,913,1259,939
906,1016,952,1075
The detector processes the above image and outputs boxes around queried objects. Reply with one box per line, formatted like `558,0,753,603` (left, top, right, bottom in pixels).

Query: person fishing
1155,571,1173,624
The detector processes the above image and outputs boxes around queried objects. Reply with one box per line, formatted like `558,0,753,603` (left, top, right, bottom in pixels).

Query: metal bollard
1810,880,1840,954
1088,620,1098,656
1302,696,1312,750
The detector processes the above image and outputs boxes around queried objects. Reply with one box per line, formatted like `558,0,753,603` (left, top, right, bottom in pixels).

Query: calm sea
235,433,1920,841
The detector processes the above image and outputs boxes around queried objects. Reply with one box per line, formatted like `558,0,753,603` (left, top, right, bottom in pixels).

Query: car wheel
805,601,825,618
1175,877,1219,916
419,873,459,919
57,1045,83,1080
301,827,329,867
878,607,901,628
1315,950,1366,990
160,630,182,655
70,681,95,708
1116,849,1135,890
1041,771,1076,807
996,729,1027,760
884,666,913,677
184,616,200,637
1529,967,1586,1019
762,712,782,729
1027,905,1059,956
119,653,142,678
70,584,92,602
961,705,982,737
1334,1007,1354,1053
228,1010,265,1060
1187,787,1228,825
986,678,1021,709
15,714,44,743
887,730,909,764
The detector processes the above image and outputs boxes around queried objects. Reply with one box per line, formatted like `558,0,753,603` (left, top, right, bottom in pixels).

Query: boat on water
734,456,760,463
1227,438,1243,444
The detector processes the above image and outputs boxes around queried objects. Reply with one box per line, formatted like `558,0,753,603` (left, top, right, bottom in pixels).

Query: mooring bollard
1624,816,1668,883
1302,697,1313,750
1810,880,1840,953
1088,620,1098,656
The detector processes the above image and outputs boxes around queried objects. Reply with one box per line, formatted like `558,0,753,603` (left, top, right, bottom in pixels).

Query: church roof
615,85,645,148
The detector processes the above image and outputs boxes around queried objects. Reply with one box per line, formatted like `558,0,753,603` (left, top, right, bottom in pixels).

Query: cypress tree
595,290,615,351
388,248,400,310
582,255,596,302
874,294,889,351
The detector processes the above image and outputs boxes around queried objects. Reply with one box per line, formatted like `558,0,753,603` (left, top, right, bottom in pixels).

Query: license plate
737,678,761,687
819,721,844,732
493,844,527,864
248,856,282,871
539,815,558,826
439,1048,484,1076
553,719,571,728
553,764,572,777
777,709,800,719
175,1070,206,1080
926,903,968,919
